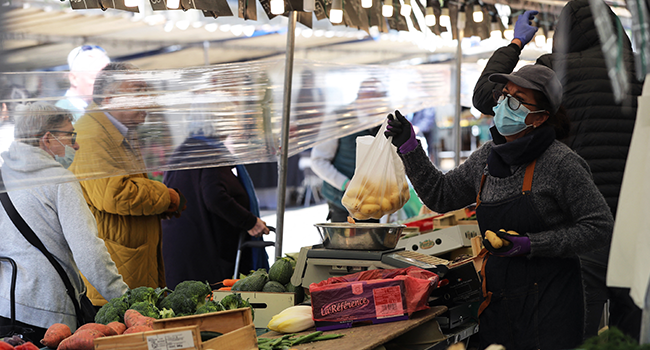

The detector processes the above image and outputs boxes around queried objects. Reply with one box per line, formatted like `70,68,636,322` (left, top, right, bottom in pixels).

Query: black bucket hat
489,65,563,113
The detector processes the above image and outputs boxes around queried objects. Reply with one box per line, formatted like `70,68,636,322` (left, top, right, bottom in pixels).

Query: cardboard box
396,224,480,256
94,308,257,350
212,291,296,328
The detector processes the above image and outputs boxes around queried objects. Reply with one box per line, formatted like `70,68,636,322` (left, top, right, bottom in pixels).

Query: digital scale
291,245,451,288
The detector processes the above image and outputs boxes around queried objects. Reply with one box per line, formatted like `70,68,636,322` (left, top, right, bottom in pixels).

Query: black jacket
473,0,642,218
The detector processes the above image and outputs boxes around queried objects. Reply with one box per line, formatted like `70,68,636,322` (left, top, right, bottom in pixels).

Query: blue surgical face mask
492,96,536,136
49,135,76,169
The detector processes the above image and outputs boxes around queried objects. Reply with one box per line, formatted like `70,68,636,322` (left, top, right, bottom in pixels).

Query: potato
380,197,393,212
345,186,361,199
360,204,381,216
485,230,510,248
364,195,379,205
353,212,370,220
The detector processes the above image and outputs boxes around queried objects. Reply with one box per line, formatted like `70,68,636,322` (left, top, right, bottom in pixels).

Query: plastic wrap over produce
0,58,451,192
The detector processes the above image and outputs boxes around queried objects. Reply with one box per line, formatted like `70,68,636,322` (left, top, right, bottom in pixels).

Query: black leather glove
384,110,416,152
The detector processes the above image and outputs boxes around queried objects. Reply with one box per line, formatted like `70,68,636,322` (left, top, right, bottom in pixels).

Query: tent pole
275,10,298,262
453,29,463,167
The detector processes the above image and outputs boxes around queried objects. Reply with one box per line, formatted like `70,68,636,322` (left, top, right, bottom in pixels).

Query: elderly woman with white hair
0,102,127,341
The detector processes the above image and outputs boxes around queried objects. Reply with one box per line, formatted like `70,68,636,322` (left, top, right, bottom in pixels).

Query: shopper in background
310,78,385,223
0,102,127,340
0,81,29,160
161,115,271,290
69,62,185,306
56,45,110,121
472,0,643,340
387,65,614,349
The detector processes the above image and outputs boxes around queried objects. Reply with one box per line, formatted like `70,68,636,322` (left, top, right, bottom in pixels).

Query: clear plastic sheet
0,58,451,193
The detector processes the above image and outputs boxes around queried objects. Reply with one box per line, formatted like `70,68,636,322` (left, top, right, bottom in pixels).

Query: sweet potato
77,323,117,336
57,329,104,350
122,326,154,335
124,309,154,328
106,321,126,335
0,342,13,350
14,342,39,350
40,323,72,348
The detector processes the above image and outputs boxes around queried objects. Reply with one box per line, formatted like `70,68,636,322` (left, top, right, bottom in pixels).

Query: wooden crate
212,290,296,328
94,308,258,350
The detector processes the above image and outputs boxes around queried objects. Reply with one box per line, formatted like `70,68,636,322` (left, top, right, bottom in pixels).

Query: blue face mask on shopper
492,96,535,136
47,135,76,169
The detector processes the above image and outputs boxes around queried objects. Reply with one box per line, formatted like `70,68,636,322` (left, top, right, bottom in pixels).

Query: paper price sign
147,330,195,350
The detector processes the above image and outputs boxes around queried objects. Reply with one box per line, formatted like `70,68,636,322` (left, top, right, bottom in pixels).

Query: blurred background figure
405,82,439,166
162,113,271,289
0,80,29,161
69,62,184,306
56,45,110,121
310,77,386,223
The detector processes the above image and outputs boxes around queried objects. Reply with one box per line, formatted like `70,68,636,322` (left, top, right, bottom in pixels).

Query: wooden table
259,306,447,350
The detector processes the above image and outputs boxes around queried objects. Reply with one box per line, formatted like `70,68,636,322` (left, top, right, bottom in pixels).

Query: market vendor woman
385,65,613,350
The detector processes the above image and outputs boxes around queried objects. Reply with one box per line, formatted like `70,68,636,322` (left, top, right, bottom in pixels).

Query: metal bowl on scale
314,223,406,250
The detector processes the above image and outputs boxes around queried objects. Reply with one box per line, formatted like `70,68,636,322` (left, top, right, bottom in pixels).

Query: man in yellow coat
69,62,184,306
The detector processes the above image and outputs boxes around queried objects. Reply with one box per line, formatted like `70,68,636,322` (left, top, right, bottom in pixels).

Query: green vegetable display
268,257,294,285
262,281,286,293
237,269,269,291
580,327,650,350
257,331,344,350
195,300,225,315
128,301,162,319
95,295,129,324
159,280,212,316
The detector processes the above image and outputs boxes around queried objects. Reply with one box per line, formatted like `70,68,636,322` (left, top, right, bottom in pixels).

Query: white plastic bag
341,120,410,220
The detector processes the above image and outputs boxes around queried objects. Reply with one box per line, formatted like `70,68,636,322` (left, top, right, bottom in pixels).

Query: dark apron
475,160,584,350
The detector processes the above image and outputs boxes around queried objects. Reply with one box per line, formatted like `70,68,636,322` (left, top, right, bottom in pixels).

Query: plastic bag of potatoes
341,120,410,220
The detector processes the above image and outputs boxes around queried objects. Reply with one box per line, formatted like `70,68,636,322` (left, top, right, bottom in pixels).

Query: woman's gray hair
92,62,139,106
14,102,73,147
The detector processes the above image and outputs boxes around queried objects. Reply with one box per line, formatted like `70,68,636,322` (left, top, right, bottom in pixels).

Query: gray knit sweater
0,141,128,331
400,141,614,258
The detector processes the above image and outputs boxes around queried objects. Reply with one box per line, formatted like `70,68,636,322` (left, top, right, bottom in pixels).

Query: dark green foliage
580,327,650,350
95,295,129,324
231,279,244,291
159,280,212,315
126,286,170,308
268,258,294,285
195,300,225,315
239,298,255,321
262,281,286,293
239,270,269,291
284,283,305,304
220,293,243,310
129,301,161,319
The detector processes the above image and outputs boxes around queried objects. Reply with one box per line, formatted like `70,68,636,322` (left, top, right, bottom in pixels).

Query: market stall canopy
0,0,578,72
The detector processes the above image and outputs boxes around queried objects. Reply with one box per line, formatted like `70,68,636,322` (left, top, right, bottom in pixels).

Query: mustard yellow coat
69,109,170,306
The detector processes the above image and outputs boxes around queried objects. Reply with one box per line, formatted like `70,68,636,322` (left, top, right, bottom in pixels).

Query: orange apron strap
476,174,487,207
477,248,491,317
522,159,537,192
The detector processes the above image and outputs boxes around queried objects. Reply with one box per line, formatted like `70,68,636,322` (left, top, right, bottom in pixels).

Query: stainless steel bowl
314,223,406,250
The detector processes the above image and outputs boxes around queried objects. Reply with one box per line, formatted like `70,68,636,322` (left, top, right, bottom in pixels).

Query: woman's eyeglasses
492,90,540,111
49,130,77,144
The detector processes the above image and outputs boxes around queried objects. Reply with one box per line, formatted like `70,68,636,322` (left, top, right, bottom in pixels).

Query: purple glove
384,110,418,154
514,10,539,46
483,229,531,257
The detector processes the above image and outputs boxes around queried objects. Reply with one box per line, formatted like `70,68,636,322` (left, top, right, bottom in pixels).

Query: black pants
0,315,47,344
581,253,642,341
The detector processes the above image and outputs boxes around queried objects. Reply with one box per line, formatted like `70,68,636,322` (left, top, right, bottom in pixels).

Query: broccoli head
220,293,243,310
95,295,129,324
239,298,255,321
128,301,161,319
159,280,212,316
194,300,225,315
126,286,169,307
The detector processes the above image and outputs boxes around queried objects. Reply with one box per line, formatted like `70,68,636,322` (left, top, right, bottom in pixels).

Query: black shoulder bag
0,173,96,327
